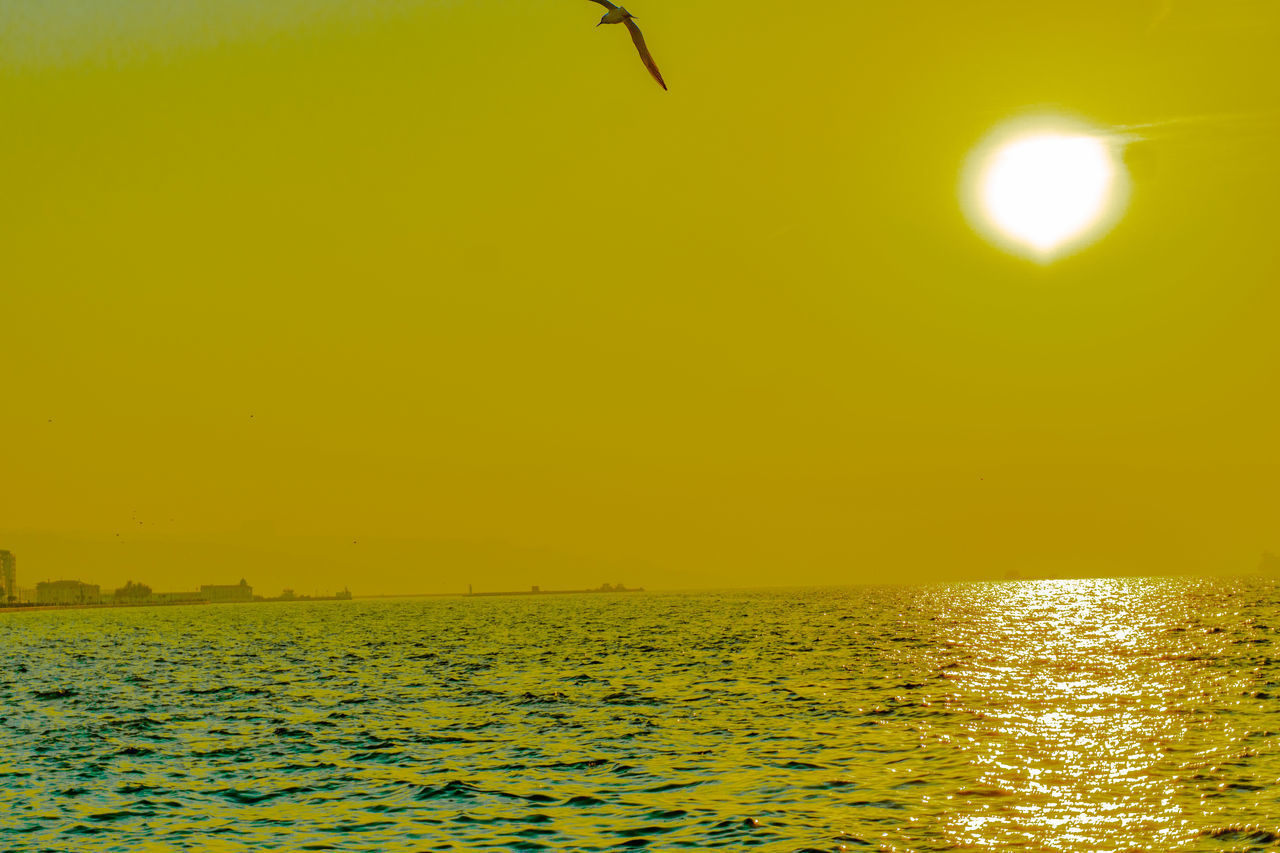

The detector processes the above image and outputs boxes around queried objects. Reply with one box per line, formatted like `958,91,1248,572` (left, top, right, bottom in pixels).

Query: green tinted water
2,578,1278,851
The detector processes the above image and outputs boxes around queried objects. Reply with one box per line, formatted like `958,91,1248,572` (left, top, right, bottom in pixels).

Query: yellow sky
2,0,1278,594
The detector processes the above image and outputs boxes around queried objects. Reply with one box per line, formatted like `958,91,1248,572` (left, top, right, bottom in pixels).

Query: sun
961,116,1129,261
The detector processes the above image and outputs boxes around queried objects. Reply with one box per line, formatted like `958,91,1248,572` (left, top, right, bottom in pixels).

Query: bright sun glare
963,118,1129,261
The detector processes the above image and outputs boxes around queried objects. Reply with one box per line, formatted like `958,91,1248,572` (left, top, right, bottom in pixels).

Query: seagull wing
624,17,667,90
586,0,618,8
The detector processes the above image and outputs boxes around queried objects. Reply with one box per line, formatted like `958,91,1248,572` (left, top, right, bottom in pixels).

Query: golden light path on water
962,117,1130,261
933,579,1260,851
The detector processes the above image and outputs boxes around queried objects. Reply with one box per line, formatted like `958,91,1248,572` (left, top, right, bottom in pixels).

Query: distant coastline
0,579,647,611
355,583,646,600
0,575,353,613
0,593,353,614
467,583,644,598
0,599,208,614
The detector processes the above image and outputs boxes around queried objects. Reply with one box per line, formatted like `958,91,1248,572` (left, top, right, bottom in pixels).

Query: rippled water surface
3,578,1279,851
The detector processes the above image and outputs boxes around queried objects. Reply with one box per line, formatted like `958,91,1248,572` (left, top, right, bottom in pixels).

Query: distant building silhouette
0,550,15,604
200,578,253,602
36,580,102,605
113,580,153,604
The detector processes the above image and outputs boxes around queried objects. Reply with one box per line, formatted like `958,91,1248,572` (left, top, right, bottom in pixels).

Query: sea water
2,578,1278,851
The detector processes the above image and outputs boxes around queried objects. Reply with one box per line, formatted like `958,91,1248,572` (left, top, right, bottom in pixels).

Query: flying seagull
586,0,667,90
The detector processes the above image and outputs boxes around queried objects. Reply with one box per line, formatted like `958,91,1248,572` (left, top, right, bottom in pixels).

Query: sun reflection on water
939,579,1196,851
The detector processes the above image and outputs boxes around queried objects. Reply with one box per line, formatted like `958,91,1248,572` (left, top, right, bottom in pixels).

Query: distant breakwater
0,596,351,615
468,585,645,598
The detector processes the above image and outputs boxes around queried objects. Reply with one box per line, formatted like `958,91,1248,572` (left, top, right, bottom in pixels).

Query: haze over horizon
3,0,1279,596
